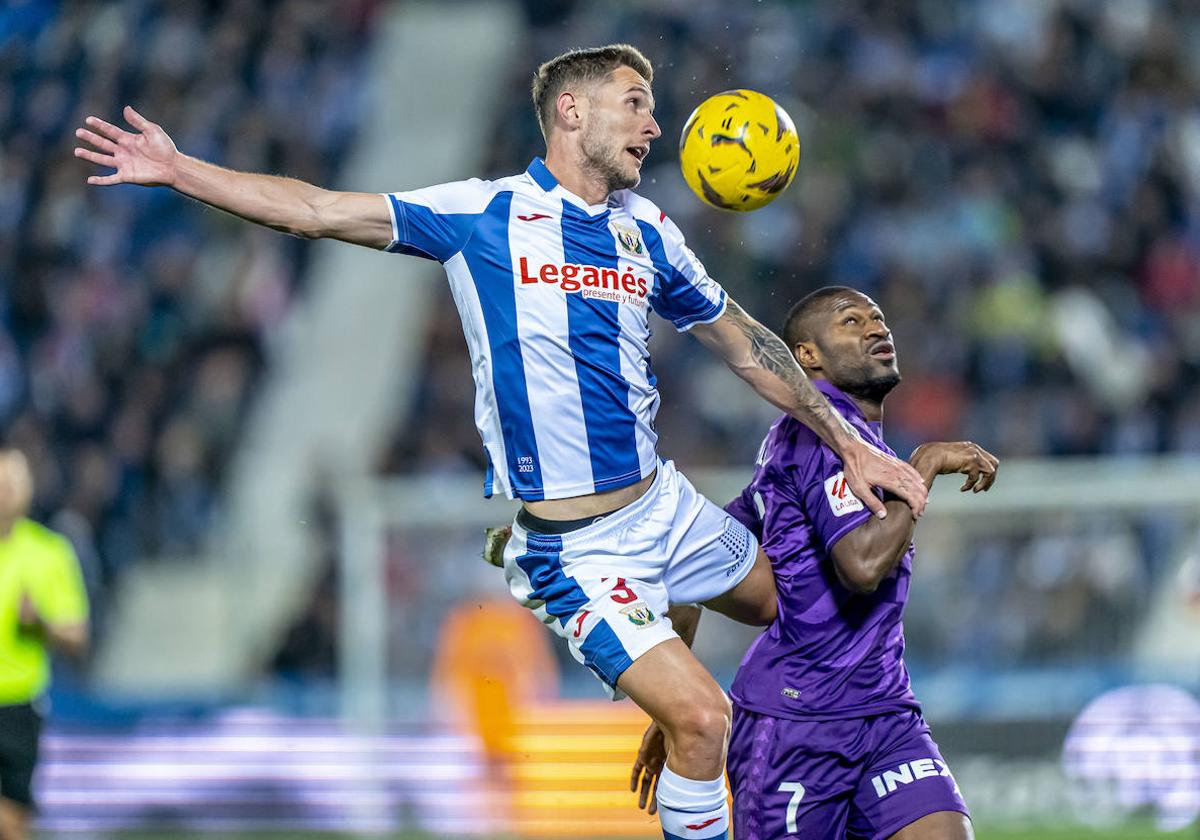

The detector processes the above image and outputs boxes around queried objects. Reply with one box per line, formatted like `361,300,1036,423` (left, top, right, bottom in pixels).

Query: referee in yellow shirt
0,450,89,840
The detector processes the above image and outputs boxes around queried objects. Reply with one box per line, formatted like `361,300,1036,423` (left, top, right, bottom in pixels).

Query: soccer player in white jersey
75,44,928,840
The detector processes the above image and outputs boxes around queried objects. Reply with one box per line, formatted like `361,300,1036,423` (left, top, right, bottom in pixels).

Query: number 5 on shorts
779,781,806,834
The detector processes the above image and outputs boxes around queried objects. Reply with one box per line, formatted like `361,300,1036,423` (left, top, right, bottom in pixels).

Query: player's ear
794,341,820,372
556,90,583,131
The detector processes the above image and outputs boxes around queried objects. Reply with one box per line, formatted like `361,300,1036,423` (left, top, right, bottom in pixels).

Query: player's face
0,466,30,535
579,65,661,194
813,293,901,404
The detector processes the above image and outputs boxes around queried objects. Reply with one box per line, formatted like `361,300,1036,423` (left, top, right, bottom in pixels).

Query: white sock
655,766,729,840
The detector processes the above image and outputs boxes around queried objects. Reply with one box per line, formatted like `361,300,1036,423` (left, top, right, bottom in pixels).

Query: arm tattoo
723,299,852,444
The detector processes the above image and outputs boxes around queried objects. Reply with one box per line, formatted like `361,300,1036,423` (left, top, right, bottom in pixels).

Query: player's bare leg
700,546,776,626
888,810,974,840
0,800,31,840
618,638,730,777
618,637,732,838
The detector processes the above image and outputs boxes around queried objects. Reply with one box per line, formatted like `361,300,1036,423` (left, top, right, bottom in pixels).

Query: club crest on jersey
620,602,657,627
611,222,646,257
824,471,865,517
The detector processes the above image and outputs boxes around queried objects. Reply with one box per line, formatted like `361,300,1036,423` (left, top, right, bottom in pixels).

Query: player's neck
543,148,610,206
855,398,883,423
815,375,884,422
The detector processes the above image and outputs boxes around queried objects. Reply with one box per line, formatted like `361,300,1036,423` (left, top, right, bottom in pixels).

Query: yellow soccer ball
678,89,801,212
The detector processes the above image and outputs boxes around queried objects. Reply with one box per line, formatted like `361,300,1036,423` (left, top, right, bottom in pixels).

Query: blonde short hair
531,44,653,138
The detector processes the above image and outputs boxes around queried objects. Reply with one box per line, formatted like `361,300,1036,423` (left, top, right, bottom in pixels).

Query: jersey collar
526,157,611,217
814,379,883,434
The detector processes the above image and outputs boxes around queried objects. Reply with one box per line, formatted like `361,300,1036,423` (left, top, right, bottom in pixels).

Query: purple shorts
727,707,969,840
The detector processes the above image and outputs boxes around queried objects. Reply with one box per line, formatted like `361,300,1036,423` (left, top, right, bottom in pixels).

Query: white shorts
502,459,759,697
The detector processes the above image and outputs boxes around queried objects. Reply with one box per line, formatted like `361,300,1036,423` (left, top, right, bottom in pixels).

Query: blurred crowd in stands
0,0,375,625
388,0,1200,478
6,0,1199,685
378,0,1200,680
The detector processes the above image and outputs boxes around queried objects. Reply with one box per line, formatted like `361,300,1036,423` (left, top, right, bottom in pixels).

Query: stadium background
3,0,1200,837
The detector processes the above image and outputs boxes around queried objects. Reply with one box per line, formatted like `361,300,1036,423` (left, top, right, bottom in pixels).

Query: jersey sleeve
647,215,728,331
30,536,89,626
795,443,879,555
381,179,494,263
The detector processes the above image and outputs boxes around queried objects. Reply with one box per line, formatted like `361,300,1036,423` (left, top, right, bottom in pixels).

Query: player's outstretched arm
690,298,928,518
74,106,393,248
832,441,998,593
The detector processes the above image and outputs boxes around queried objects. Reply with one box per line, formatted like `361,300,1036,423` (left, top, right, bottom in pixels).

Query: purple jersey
726,380,919,720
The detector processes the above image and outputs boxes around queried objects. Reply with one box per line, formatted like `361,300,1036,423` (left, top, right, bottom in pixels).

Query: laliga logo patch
620,602,657,627
824,471,864,517
611,222,646,257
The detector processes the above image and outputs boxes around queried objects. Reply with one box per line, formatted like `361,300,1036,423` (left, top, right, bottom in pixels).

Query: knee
659,689,732,749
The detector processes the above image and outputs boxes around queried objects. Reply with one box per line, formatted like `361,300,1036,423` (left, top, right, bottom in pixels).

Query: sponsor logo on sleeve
824,471,865,517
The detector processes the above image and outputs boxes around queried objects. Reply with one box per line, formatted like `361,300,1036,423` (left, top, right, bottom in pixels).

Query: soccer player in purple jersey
76,45,932,840
631,287,997,839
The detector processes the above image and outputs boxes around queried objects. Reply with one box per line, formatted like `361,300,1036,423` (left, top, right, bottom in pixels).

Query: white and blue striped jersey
383,158,727,501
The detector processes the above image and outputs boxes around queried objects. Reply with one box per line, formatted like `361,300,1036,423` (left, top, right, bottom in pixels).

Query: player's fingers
124,105,152,131
646,772,660,815
980,466,998,491
74,147,117,168
896,461,928,516
85,115,126,142
972,469,988,492
853,476,889,520
960,470,976,492
901,459,926,488
75,127,118,153
892,474,927,518
638,764,659,810
86,173,123,186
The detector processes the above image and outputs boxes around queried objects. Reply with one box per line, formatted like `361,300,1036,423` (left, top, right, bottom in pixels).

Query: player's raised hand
630,719,666,815
841,436,929,519
912,441,999,493
74,106,179,187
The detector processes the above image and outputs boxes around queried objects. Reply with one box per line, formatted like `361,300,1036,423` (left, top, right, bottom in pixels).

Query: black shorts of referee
0,703,42,809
